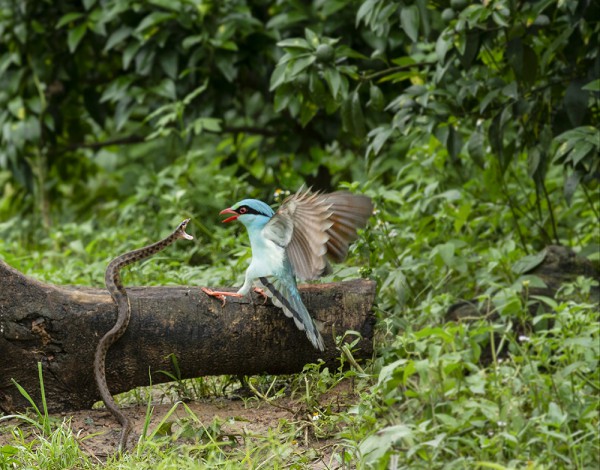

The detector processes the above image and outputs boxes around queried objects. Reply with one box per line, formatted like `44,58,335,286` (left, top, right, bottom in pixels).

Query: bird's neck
245,218,271,252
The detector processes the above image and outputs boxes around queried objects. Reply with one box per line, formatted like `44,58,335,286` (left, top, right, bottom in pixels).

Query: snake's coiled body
94,218,193,451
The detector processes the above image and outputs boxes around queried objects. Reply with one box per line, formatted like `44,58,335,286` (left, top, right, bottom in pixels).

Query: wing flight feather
263,188,373,280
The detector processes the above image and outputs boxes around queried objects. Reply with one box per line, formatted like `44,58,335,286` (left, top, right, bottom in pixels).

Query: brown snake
94,218,193,451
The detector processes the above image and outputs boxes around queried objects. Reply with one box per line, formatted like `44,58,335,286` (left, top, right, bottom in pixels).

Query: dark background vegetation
1,0,598,467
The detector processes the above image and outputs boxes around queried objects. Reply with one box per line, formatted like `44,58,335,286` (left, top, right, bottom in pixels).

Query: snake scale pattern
94,218,193,451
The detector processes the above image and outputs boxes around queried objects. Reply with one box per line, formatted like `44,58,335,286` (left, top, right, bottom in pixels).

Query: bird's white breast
246,226,285,278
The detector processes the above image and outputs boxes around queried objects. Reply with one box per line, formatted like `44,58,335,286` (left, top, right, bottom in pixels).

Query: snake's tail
117,420,132,453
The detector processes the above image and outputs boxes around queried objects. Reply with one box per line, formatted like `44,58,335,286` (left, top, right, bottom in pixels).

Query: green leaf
56,12,84,29
267,11,309,30
122,41,141,69
502,82,518,101
100,78,132,103
216,40,238,51
191,117,222,134
514,274,547,289
467,130,485,165
553,141,576,164
341,95,354,134
453,202,472,232
492,10,509,27
528,147,541,178
564,170,583,205
0,445,19,457
423,433,446,449
521,44,538,85
436,31,451,62
104,26,132,52
0,53,19,75
153,79,176,100
215,54,238,82
368,84,384,111
160,51,179,80
480,88,500,113
182,80,208,105
299,100,318,127
135,47,156,76
474,463,510,470
182,35,205,50
489,112,505,167
115,101,133,131
367,125,394,156
359,425,413,463
304,28,319,48
446,126,463,160
506,38,523,79
88,9,106,36
67,23,87,53
323,66,342,98
569,141,594,166
269,63,288,91
136,12,175,33
564,81,589,127
154,421,174,436
273,86,292,112
202,118,222,132
356,0,377,27
148,0,184,12
308,71,327,103
351,91,366,138
289,55,315,78
336,45,369,60
377,358,405,388
400,5,420,42
276,38,312,50
435,242,455,267
512,250,547,274
459,31,480,67
582,78,600,91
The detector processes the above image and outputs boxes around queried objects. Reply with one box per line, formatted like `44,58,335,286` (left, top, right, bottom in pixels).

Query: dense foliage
1,0,598,468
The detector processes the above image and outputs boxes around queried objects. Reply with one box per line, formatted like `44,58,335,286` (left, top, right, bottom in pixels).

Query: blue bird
203,188,373,351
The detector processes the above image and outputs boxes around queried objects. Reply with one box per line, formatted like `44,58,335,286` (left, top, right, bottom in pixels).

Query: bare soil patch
1,380,356,466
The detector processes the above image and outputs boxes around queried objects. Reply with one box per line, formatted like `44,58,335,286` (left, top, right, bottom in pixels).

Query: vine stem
582,184,600,221
359,61,436,82
499,166,529,253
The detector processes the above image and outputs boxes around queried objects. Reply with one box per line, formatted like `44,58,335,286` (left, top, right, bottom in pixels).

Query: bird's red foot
253,287,269,305
201,288,244,307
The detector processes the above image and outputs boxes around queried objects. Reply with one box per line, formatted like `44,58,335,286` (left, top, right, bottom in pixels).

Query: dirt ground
1,380,356,467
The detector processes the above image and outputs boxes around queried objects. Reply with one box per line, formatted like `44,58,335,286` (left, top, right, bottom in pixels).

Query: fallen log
0,260,375,412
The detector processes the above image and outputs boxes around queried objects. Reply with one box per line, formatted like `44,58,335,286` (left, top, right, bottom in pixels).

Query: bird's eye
239,207,248,214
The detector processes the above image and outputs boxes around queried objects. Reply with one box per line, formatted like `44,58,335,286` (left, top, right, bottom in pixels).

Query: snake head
177,218,194,240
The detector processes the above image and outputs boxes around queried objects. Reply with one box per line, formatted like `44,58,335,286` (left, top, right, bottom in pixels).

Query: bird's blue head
220,198,275,228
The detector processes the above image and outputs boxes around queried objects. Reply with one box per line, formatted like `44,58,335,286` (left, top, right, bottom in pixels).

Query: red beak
220,207,239,223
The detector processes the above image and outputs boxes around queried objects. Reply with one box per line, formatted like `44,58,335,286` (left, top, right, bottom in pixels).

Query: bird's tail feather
257,277,325,351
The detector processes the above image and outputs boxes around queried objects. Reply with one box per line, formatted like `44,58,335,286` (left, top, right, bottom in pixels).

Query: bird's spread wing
256,276,325,351
262,188,373,280
320,191,374,263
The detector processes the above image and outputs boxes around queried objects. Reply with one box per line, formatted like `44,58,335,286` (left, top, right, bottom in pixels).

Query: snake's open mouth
180,219,194,240
220,207,239,223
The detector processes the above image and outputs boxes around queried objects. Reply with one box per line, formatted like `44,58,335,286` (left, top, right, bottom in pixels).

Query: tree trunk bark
0,260,375,412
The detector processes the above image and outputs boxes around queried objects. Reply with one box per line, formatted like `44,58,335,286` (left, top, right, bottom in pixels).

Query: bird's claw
253,287,269,305
201,287,243,307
